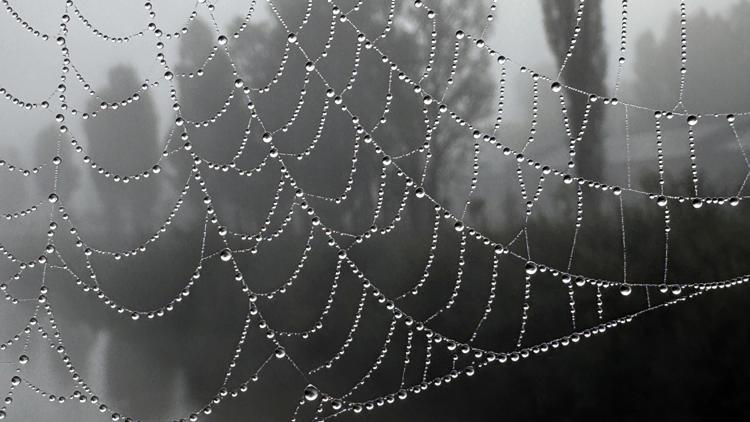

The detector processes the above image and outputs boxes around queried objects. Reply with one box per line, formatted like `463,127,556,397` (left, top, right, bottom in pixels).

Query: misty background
0,0,749,420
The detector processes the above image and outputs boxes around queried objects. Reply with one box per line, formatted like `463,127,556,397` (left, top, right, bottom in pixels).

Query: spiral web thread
0,0,747,420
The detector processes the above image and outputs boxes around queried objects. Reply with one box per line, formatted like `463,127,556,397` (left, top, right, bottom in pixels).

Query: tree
230,0,496,231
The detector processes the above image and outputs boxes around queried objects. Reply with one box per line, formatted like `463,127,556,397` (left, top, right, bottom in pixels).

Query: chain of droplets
675,0,688,108
255,225,315,298
183,86,237,127
399,329,414,388
323,0,745,307
520,79,539,153
688,125,699,196
341,316,398,399
242,0,750,366
273,258,347,338
5,0,739,119
226,196,295,245
558,88,593,170
0,2,390,419
0,156,51,178
318,250,714,417
655,112,665,194
1,0,748,326
50,210,208,321
624,105,633,189
375,171,411,236
175,1,259,78
491,64,506,135
613,0,628,94
728,115,750,197
394,208,440,300
424,15,744,211
460,136,481,219
556,0,586,78
308,284,368,375
418,24,745,209
423,230,467,323
618,195,633,298
4,0,750,196
515,270,533,348
467,253,500,344
0,1,297,325
15,296,281,422
69,1,149,42
1,0,49,39
563,185,584,328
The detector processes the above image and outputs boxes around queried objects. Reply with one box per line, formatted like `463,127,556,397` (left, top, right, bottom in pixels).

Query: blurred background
0,0,749,420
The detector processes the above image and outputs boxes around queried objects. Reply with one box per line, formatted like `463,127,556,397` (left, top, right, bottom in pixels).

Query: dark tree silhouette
541,0,607,182
229,0,496,233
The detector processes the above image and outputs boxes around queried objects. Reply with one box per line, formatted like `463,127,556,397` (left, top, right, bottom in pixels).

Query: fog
0,1,749,421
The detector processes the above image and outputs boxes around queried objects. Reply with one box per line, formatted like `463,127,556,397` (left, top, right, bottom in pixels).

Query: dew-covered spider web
0,0,749,420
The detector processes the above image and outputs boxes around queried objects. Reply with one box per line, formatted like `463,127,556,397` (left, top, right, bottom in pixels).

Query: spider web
0,0,747,420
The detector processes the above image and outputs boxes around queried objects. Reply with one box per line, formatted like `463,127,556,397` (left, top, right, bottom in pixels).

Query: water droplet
656,196,668,207
619,285,632,296
692,198,703,209
686,115,698,126
48,193,59,203
217,35,228,45
220,249,232,262
303,385,319,401
262,132,273,143
454,221,464,232
287,33,297,43
550,81,562,93
524,262,538,275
